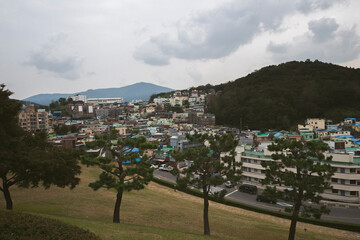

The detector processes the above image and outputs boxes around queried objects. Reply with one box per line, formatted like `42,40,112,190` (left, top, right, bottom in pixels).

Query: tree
82,135,157,223
172,133,242,235
54,124,69,135
0,85,81,210
261,139,335,240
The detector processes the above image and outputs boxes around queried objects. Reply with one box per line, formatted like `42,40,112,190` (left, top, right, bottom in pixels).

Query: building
239,143,360,204
67,103,95,118
88,97,123,105
68,94,87,103
18,106,49,131
306,118,326,130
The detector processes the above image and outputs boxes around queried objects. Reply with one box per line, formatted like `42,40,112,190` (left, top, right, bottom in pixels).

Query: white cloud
267,18,360,63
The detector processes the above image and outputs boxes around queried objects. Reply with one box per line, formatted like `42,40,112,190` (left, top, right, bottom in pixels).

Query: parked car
150,164,158,169
238,184,257,194
159,164,173,172
225,181,234,188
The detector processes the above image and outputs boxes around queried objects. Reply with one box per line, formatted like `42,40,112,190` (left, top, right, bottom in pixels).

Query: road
153,169,360,225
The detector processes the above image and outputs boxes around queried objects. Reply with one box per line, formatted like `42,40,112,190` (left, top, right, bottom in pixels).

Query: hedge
0,210,101,240
152,177,360,233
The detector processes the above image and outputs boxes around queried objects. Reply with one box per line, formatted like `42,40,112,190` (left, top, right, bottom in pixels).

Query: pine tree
261,139,335,240
82,135,157,223
172,133,242,235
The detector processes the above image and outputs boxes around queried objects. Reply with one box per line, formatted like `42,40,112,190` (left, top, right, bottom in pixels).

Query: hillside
207,60,360,130
0,165,356,240
23,82,173,105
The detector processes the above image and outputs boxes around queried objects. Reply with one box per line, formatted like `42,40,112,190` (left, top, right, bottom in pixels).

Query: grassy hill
0,166,357,240
207,60,360,130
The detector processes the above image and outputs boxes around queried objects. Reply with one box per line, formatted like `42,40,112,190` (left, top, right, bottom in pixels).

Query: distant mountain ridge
23,82,174,105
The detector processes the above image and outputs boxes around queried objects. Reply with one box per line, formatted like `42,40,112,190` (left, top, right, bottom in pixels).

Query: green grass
0,166,356,240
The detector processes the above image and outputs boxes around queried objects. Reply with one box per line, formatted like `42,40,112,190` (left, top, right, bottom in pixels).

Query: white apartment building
238,144,360,204
87,97,123,105
68,94,87,103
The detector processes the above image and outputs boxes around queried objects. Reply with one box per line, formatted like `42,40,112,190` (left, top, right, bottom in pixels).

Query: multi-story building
88,97,123,105
238,143,360,203
306,118,326,130
68,94,87,103
18,106,49,131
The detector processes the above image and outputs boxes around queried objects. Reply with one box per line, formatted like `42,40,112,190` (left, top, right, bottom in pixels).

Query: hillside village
18,89,360,205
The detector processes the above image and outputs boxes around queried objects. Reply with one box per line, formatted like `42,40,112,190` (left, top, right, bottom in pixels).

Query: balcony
322,193,359,203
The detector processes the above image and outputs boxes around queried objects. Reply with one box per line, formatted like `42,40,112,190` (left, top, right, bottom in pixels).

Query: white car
150,164,158,169
225,181,235,188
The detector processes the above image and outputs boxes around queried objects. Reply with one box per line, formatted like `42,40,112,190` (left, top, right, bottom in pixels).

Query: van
238,184,257,194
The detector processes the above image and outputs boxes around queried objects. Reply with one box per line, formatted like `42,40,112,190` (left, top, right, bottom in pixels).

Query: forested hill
207,60,360,130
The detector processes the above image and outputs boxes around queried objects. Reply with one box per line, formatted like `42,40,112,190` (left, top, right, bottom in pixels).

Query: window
340,168,345,173
332,189,338,194
350,191,357,196
350,168,356,173
350,180,356,185
331,178,338,183
340,179,345,185
340,190,345,196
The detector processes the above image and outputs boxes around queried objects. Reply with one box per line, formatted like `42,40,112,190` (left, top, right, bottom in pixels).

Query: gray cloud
296,0,343,14
308,18,339,42
24,34,84,80
134,0,342,65
267,18,360,63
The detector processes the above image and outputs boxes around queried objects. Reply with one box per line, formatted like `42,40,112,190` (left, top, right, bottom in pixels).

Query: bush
0,210,101,240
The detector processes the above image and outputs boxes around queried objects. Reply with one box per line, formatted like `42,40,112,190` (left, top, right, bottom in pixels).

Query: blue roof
274,132,282,137
345,118,356,120
350,138,360,142
123,158,140,164
335,135,354,138
125,147,139,153
353,123,360,126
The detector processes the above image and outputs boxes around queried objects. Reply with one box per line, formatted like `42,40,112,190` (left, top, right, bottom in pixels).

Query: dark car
238,184,257,194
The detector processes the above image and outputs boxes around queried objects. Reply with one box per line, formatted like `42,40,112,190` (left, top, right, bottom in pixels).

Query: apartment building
238,143,360,203
18,106,49,131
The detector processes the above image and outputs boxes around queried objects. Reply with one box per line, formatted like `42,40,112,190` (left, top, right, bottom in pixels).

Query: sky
1,0,360,99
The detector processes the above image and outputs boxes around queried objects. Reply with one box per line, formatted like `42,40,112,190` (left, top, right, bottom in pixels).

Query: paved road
153,169,360,225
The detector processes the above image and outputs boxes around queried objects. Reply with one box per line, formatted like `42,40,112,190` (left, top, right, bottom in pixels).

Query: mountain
23,82,173,105
207,60,360,130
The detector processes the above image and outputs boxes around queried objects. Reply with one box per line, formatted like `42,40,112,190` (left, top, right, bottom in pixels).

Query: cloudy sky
1,0,360,99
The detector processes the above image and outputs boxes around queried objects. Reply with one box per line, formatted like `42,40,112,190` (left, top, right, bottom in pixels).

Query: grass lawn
0,165,358,240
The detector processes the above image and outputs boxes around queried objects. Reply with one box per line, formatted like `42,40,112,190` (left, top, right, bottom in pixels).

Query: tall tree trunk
288,188,303,240
203,186,210,235
113,189,123,223
3,186,13,210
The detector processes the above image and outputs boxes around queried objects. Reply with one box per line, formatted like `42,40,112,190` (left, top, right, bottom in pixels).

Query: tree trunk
203,186,210,235
113,189,123,223
3,186,13,210
288,190,303,240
